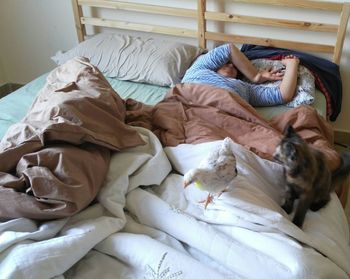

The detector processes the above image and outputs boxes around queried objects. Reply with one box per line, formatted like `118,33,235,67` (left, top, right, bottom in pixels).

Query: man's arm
195,44,231,71
229,44,283,83
279,55,300,103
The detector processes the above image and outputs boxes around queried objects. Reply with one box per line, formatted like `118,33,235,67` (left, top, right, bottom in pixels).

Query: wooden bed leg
337,175,350,208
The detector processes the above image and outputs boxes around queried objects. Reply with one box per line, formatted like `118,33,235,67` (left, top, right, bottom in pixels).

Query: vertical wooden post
71,0,86,42
338,174,350,208
333,3,350,64
198,0,206,49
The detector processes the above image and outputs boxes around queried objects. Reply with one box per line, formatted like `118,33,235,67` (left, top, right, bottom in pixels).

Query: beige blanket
0,57,144,220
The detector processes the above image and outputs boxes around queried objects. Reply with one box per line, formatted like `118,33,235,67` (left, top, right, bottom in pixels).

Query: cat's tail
332,151,350,190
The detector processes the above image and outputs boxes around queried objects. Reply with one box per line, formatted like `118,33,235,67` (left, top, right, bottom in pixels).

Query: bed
0,0,350,278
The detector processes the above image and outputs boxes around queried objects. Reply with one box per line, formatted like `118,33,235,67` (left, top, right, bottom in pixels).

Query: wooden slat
81,17,197,38
205,11,338,32
71,0,86,42
333,3,350,64
226,0,343,11
198,0,206,49
77,0,196,18
205,31,335,53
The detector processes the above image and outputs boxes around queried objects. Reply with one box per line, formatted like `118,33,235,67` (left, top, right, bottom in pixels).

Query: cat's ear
286,142,297,161
284,125,297,138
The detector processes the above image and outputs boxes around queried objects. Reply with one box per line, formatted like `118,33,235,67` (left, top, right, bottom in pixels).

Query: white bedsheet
0,127,349,279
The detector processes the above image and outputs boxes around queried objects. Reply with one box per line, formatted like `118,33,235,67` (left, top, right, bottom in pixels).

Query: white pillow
52,33,204,87
249,59,315,108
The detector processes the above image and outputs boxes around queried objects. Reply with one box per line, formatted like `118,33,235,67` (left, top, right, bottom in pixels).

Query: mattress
0,73,327,140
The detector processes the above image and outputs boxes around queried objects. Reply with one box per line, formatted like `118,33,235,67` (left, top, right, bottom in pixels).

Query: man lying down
182,43,300,107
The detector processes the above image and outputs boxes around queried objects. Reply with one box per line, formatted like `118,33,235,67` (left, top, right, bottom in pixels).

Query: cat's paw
310,199,329,211
292,216,304,228
282,202,294,214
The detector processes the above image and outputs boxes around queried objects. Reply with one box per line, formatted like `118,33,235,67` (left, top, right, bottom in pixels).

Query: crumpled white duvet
0,127,349,279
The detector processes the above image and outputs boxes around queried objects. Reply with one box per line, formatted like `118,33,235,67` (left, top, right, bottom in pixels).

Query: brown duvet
125,83,340,171
0,57,144,220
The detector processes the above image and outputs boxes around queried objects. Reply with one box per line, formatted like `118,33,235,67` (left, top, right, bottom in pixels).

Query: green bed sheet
0,74,169,139
0,73,326,140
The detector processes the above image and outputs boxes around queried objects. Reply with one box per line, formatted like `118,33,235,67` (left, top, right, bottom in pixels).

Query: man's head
217,62,238,78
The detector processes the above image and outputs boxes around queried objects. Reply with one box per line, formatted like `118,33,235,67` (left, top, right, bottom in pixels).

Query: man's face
217,62,238,78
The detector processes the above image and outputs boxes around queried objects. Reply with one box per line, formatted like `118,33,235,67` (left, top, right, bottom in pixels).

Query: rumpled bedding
125,83,340,171
1,128,349,278
0,58,349,279
0,57,144,220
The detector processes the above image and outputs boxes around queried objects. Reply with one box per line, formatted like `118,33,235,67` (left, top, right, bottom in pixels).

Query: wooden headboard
71,0,350,64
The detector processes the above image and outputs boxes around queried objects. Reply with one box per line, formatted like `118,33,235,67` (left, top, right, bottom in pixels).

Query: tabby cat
274,125,350,228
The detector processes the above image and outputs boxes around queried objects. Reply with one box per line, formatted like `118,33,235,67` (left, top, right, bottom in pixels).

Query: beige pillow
52,33,204,87
249,58,315,108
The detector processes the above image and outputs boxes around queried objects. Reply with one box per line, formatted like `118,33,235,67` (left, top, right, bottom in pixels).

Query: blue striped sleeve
193,44,231,71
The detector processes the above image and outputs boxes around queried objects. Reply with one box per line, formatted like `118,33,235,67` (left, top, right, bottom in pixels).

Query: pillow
249,59,315,108
52,33,204,87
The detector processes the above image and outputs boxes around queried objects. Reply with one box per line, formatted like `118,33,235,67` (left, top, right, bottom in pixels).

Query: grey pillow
52,33,204,87
249,59,315,108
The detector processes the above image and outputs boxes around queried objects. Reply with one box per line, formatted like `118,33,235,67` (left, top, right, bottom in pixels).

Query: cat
273,125,350,228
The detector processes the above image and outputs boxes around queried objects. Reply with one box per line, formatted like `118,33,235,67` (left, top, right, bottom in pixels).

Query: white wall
0,0,77,84
0,0,349,132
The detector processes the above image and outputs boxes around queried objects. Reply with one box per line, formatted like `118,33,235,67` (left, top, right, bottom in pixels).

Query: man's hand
252,67,284,83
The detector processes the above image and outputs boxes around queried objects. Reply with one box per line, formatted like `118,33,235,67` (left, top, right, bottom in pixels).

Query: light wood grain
205,11,338,32
198,0,206,49
225,0,343,11
78,0,196,18
206,31,334,53
81,17,197,38
334,3,350,64
71,0,86,42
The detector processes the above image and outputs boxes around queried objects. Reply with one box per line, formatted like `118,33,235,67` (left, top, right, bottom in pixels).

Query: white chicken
183,138,238,209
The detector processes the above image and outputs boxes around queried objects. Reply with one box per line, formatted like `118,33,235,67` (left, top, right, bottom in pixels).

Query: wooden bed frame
72,0,350,64
71,0,350,207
